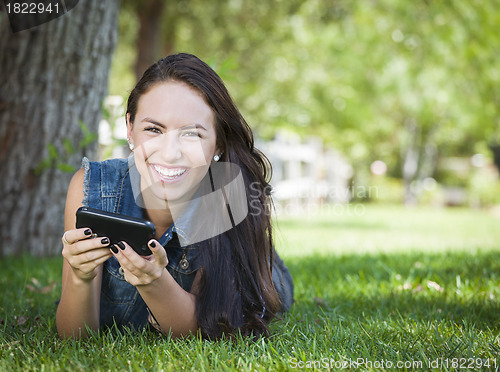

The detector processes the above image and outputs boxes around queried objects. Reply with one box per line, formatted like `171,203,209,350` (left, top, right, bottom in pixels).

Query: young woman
56,53,293,339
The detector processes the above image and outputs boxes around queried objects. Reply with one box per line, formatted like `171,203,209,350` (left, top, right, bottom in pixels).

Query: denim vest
81,157,294,330
81,157,201,329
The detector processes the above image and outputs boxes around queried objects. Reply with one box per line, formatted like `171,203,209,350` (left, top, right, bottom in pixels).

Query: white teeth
153,165,187,178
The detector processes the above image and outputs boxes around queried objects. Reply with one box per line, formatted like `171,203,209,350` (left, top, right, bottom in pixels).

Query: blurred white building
257,131,353,209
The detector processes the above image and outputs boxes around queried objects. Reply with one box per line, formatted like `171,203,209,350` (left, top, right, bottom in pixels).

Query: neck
144,207,174,238
138,181,173,236
138,178,202,237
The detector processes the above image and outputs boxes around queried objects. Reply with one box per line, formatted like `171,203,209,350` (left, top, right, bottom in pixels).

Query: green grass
2,205,500,371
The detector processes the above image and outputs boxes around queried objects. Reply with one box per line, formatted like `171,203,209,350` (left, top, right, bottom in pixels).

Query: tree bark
133,0,167,81
0,1,121,256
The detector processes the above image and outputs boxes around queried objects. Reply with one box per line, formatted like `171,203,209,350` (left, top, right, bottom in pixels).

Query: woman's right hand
61,228,113,282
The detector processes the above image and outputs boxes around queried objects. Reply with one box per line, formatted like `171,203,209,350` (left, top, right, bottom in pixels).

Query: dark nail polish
150,241,156,248
110,245,118,254
101,238,109,245
84,229,91,236
117,241,126,250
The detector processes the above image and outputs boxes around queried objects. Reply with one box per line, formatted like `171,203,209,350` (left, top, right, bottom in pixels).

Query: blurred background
101,0,500,211
1,0,499,256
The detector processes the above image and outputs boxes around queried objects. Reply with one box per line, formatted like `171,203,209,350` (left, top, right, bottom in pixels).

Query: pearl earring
213,151,224,162
127,138,134,151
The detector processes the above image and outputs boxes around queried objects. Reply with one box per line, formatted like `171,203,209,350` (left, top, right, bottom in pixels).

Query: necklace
179,251,189,270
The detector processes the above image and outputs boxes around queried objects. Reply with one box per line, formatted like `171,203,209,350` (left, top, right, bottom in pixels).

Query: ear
126,113,133,139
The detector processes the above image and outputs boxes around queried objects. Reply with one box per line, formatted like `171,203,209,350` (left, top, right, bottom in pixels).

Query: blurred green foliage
108,0,500,192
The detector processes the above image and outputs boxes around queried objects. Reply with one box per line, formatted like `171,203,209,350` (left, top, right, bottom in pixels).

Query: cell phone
76,207,156,255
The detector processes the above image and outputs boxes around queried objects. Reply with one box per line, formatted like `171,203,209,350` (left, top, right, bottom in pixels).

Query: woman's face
127,81,219,205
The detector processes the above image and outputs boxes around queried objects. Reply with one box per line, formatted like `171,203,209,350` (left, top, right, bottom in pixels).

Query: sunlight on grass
274,204,500,256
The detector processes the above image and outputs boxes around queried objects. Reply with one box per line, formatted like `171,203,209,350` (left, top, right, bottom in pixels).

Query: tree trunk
133,0,167,81
0,1,121,256
490,144,500,175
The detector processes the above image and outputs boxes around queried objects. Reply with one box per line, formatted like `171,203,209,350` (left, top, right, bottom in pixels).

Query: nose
159,129,182,162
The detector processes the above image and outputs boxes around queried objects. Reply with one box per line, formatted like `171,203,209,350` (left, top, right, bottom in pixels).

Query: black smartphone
76,207,156,255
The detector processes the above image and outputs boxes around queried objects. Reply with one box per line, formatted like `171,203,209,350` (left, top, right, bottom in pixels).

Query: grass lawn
1,204,500,371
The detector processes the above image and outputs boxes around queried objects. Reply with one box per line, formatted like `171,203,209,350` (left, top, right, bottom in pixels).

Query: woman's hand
110,239,168,287
61,228,113,282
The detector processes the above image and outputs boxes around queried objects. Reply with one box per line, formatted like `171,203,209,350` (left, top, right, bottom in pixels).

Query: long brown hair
126,53,280,338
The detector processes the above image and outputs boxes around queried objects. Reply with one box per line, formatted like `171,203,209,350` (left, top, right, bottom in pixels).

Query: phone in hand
76,207,156,255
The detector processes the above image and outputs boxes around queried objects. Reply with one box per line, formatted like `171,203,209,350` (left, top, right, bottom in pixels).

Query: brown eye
145,127,162,134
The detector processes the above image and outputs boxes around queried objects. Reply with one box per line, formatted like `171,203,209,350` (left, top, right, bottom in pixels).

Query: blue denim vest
81,157,201,329
80,156,294,330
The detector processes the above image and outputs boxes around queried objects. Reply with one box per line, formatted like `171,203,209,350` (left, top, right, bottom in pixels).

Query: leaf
80,132,98,149
77,120,98,148
57,163,76,173
34,158,51,175
78,120,91,135
47,143,59,160
63,138,75,156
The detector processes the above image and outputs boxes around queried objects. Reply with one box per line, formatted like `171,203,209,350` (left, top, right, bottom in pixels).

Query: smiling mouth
151,164,188,182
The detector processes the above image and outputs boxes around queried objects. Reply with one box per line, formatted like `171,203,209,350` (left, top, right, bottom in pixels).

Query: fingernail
149,241,156,248
117,241,126,250
101,238,110,245
84,229,91,235
110,245,118,254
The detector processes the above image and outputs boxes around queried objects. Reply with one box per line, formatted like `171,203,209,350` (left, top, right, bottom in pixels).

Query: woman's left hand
111,239,168,286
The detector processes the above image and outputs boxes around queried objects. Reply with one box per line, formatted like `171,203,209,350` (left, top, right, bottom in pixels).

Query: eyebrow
141,117,207,131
